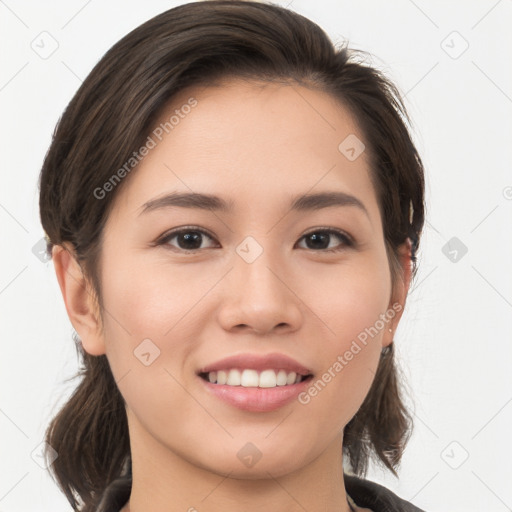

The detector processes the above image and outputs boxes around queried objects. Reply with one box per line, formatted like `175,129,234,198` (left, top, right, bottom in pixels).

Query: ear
382,238,413,348
52,243,106,356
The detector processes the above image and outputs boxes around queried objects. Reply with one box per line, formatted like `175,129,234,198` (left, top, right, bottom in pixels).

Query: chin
191,446,311,480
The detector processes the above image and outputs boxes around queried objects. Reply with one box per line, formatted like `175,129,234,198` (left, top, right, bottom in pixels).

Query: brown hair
38,1,425,510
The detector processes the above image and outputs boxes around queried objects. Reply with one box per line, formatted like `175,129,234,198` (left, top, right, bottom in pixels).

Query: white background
1,1,511,511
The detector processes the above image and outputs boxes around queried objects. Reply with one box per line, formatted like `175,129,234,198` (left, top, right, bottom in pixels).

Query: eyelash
155,226,354,253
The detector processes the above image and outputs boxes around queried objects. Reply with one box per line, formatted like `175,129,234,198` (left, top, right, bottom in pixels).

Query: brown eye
159,227,218,251
297,229,353,252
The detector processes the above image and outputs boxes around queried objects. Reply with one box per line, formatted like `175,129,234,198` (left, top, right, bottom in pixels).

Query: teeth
259,369,277,388
241,369,259,387
205,369,305,388
276,369,288,386
227,369,241,386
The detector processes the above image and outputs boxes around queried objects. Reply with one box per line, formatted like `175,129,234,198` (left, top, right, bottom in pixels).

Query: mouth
196,352,314,412
198,369,313,388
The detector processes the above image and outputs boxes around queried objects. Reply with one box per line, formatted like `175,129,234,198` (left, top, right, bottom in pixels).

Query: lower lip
199,376,313,412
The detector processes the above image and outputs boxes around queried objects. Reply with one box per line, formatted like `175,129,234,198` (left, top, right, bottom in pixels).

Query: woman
38,1,426,511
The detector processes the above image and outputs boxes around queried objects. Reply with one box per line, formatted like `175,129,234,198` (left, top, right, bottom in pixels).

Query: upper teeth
207,369,302,388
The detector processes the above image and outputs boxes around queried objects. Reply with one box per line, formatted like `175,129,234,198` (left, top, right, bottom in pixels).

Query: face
85,80,405,478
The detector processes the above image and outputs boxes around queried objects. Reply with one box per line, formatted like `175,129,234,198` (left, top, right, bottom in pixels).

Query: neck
122,416,352,512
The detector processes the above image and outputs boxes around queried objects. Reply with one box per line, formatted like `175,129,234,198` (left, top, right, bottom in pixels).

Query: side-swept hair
38,2,425,510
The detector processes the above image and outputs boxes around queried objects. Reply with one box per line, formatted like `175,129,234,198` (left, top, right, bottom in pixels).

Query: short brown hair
38,1,425,510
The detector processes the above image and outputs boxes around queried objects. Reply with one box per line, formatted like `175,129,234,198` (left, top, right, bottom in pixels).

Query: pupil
307,233,328,249
179,232,202,249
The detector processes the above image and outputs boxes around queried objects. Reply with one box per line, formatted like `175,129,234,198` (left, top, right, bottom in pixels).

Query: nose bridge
217,235,302,334
238,246,282,301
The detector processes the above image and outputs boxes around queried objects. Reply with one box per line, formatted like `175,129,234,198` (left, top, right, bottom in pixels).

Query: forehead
157,78,364,154
111,79,378,221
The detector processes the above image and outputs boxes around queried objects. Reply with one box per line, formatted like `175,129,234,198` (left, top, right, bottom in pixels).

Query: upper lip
198,352,312,376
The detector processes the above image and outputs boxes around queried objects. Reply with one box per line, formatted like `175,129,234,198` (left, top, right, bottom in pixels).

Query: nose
217,247,303,336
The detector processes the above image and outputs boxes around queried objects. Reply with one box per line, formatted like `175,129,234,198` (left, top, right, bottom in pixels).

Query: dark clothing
96,473,425,512
344,474,425,511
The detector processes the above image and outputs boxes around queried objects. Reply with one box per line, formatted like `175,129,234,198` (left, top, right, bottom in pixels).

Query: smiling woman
38,1,426,512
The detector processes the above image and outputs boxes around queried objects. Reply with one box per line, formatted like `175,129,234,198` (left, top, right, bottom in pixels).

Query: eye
157,227,218,252
156,226,354,253
296,229,354,252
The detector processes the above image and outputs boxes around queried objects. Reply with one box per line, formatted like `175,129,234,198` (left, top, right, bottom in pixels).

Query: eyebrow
139,191,369,218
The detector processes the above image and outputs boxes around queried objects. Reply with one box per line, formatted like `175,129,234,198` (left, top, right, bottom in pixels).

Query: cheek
97,257,211,451
99,252,217,347
296,255,390,427
97,253,213,411
296,310,384,446
303,251,392,344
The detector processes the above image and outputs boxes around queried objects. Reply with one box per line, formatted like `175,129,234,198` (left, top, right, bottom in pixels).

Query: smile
197,352,314,412
199,368,311,388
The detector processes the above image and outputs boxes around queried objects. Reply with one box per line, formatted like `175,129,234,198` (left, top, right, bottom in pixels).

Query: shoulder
344,473,427,512
95,473,426,512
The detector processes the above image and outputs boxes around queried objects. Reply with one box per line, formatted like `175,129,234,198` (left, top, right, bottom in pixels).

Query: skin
53,79,411,512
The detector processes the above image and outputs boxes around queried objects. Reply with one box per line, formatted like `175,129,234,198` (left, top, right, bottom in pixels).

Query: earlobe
383,238,413,347
52,243,106,356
